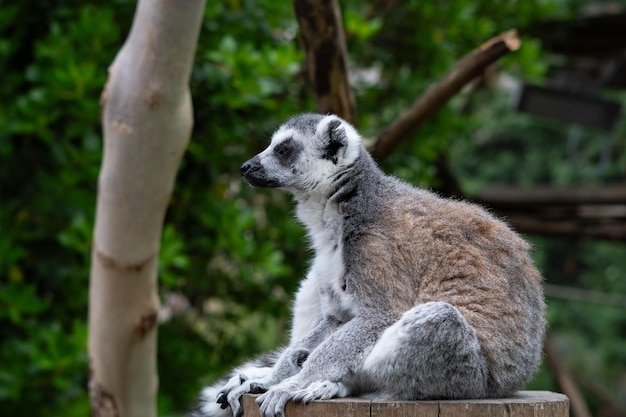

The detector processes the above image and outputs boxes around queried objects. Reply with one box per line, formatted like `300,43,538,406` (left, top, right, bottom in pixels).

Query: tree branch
543,283,626,308
544,337,593,417
293,0,357,125
368,29,521,161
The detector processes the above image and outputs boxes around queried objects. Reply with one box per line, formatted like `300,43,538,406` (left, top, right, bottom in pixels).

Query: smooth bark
88,1,206,416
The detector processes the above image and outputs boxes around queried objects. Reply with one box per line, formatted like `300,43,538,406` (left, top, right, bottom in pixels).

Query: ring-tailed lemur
188,114,546,417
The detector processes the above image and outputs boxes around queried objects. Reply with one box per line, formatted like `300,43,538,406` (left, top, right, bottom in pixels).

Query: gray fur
192,114,546,417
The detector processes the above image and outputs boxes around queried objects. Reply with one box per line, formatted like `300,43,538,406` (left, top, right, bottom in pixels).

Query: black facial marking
321,119,346,165
274,138,302,167
322,142,342,164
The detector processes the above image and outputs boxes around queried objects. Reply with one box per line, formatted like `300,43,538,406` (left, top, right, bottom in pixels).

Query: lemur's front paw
217,348,309,417
255,378,350,416
216,373,246,410
217,371,273,417
255,382,298,417
223,379,271,417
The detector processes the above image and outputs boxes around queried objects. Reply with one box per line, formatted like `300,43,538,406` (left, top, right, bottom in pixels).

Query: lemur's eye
274,142,291,157
273,138,301,167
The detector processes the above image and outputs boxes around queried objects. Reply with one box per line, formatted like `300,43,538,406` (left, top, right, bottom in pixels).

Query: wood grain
241,391,569,417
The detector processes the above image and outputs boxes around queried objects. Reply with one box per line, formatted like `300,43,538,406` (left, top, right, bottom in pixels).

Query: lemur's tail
186,383,231,417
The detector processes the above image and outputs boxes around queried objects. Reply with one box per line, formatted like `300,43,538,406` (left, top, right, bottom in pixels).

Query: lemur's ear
322,119,347,164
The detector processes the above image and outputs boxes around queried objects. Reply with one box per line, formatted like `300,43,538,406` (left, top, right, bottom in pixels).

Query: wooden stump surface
242,391,569,417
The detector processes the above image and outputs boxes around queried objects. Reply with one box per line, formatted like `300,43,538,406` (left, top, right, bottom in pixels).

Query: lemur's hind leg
361,301,488,400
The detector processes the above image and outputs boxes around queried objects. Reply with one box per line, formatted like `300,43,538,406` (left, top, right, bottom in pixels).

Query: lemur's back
350,176,545,396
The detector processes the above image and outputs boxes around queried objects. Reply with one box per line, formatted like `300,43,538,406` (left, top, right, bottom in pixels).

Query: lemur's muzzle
241,156,282,188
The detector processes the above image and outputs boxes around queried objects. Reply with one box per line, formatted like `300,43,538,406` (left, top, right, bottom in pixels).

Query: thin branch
574,371,626,417
544,284,626,308
368,29,521,161
544,337,593,417
293,0,357,125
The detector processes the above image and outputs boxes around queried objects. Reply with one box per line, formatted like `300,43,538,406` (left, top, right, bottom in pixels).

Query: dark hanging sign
515,84,621,131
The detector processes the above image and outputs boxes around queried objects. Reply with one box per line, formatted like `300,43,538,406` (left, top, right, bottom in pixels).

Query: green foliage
1,0,624,416
0,1,134,415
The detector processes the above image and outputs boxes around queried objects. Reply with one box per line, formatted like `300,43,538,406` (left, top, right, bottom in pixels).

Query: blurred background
0,0,625,416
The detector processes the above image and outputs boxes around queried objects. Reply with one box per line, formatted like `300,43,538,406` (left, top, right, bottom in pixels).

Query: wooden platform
242,391,569,417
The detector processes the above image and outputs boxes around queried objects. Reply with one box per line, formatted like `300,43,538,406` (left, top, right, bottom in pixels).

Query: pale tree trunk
88,1,206,416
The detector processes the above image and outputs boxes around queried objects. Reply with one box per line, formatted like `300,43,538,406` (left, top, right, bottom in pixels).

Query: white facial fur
255,115,362,195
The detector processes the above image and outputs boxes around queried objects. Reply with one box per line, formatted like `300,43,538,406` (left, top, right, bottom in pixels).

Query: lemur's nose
240,161,252,176
241,156,260,176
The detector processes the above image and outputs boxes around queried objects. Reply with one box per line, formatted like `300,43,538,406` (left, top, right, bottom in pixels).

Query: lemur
189,114,546,417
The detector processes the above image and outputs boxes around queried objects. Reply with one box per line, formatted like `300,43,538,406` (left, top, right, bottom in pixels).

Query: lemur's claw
250,382,268,394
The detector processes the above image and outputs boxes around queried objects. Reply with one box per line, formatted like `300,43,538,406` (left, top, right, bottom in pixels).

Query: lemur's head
241,114,361,194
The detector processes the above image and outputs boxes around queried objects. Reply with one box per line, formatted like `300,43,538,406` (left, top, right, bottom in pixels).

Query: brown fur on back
355,185,545,394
